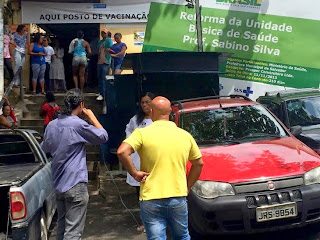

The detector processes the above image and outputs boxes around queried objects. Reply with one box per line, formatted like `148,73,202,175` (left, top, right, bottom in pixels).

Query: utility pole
195,0,203,52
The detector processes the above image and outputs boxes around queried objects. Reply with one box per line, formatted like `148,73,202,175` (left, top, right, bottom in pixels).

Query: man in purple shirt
41,89,108,240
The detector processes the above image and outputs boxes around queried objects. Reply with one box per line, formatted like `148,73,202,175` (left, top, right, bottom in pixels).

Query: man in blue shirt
41,89,108,240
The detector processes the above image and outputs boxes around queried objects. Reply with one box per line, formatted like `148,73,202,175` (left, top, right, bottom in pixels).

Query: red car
171,96,320,236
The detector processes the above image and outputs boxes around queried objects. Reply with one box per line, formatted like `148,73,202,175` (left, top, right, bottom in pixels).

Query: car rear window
286,97,320,127
181,105,288,146
0,134,36,165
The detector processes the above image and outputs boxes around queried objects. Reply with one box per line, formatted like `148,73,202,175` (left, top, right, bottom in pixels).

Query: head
42,36,49,47
64,89,84,116
77,30,84,39
150,96,172,122
33,33,42,44
101,28,109,39
2,105,11,117
4,27,8,35
107,31,112,38
16,24,27,35
114,33,122,43
136,92,155,125
46,92,55,103
53,38,60,48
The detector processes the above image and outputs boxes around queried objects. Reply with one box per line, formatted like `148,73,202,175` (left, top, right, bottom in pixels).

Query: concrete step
25,103,103,114
23,111,41,119
20,118,43,126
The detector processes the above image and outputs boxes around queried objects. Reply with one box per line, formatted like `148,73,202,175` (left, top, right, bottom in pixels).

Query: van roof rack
171,95,252,110
265,88,320,97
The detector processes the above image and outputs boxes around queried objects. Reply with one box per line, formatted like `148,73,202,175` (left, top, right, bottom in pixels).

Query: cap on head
101,28,109,34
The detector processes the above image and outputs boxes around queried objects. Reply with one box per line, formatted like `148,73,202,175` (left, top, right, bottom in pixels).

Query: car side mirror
290,125,302,136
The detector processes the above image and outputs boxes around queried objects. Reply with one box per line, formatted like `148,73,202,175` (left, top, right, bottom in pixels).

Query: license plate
256,202,297,222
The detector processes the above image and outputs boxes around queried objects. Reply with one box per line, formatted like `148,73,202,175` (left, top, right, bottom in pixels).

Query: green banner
143,2,320,88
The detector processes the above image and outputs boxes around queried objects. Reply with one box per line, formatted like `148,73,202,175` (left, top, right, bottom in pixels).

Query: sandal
41,92,46,95
32,92,36,96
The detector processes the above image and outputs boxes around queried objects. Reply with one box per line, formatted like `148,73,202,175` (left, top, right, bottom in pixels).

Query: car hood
190,137,320,183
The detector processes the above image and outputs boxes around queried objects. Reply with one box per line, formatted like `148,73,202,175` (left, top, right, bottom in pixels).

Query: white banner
22,1,150,24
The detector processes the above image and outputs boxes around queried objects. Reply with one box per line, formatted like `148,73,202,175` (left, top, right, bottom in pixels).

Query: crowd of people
37,88,203,240
3,26,127,97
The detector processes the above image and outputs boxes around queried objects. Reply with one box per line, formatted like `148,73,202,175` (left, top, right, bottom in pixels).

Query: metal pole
195,0,203,52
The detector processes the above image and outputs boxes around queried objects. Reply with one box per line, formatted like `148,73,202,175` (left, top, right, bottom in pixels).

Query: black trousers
4,58,14,81
45,63,51,92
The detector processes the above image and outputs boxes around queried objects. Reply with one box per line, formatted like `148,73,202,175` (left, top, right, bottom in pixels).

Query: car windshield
181,105,288,146
286,97,320,127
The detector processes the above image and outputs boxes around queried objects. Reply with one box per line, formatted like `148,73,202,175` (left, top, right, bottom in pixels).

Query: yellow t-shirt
124,120,202,201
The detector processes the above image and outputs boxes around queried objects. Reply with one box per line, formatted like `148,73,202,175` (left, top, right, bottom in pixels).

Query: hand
2,96,9,105
82,108,95,120
39,52,45,56
133,171,150,183
110,54,116,57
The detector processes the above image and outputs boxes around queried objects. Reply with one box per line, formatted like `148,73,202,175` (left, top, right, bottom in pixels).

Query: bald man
118,96,203,239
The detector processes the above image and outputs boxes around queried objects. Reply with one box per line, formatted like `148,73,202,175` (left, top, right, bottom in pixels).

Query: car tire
40,210,48,240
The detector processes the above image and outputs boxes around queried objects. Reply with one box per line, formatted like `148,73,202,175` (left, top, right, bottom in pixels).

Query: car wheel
40,210,48,240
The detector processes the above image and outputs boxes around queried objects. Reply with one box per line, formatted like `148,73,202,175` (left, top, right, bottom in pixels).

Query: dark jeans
45,62,51,92
98,63,109,97
106,80,117,112
140,197,190,240
56,183,89,240
4,58,14,80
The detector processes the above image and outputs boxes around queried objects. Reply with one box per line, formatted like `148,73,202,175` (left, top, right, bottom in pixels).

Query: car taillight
10,192,27,220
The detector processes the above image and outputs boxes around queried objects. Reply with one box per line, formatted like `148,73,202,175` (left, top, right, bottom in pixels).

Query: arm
86,41,92,57
187,158,204,192
0,116,13,129
82,108,103,129
28,43,45,56
111,45,127,58
117,142,149,182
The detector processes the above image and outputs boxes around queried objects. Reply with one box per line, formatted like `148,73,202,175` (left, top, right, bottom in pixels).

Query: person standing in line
12,24,28,86
72,30,91,92
43,36,55,93
50,39,66,92
3,27,14,81
110,33,127,75
125,92,154,232
96,28,113,101
40,92,61,132
28,33,46,95
117,96,204,240
41,89,109,240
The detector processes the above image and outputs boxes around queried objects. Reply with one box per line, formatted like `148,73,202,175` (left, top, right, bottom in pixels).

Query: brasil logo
216,0,262,7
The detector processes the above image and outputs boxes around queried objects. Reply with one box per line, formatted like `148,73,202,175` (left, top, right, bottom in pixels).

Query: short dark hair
64,89,84,115
114,33,122,38
77,30,84,39
33,33,42,43
46,92,55,103
136,92,155,125
16,24,26,33
107,32,112,38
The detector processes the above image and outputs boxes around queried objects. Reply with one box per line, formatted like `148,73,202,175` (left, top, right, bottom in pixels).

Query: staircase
19,93,104,182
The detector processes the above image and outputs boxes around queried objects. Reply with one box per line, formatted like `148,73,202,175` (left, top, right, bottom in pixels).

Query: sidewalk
50,178,147,240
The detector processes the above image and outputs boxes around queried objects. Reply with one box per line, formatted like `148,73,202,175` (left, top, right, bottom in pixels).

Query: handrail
0,67,22,109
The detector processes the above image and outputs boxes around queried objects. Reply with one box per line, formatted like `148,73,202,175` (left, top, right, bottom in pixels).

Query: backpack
49,103,61,120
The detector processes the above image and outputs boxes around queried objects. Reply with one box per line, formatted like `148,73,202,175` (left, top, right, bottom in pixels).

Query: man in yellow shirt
117,96,203,239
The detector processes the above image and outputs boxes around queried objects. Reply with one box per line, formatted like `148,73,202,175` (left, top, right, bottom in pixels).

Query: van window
0,134,36,165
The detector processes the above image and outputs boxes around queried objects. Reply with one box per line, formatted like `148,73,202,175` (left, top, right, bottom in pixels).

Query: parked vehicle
170,95,320,236
257,89,320,154
0,129,56,240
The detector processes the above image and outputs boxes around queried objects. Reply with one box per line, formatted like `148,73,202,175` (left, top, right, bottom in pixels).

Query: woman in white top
125,92,154,231
50,39,66,92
